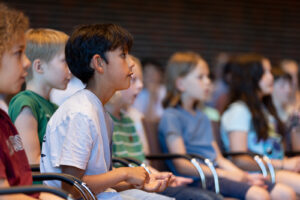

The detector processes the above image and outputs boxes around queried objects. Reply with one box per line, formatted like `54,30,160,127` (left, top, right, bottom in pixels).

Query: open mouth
128,72,134,78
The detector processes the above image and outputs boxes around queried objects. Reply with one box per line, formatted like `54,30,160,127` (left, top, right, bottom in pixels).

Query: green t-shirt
111,112,146,163
8,90,58,148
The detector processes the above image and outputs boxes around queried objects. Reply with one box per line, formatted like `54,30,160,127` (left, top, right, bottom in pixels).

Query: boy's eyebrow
13,44,25,50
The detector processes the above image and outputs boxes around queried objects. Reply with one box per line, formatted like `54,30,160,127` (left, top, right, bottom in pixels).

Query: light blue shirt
221,101,284,159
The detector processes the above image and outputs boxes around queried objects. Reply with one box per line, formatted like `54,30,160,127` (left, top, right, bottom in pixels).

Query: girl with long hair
221,53,300,195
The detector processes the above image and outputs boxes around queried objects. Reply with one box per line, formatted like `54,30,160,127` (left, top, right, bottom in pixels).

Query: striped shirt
111,112,145,162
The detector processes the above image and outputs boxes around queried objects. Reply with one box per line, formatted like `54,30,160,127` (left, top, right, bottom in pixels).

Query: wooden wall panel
4,0,300,67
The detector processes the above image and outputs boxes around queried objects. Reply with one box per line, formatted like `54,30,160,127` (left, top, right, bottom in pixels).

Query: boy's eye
120,53,127,58
14,50,22,55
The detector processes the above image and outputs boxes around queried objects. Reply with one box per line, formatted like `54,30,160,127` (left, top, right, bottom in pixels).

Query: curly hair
0,3,29,59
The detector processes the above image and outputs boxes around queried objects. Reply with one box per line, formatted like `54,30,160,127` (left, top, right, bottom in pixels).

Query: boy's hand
143,172,172,192
169,176,193,187
123,167,149,188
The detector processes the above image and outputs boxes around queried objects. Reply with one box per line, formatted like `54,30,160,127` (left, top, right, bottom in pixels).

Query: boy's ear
90,54,104,74
175,77,185,92
32,59,43,74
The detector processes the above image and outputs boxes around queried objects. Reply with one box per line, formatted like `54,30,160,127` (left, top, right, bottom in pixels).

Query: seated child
0,3,64,200
40,23,173,200
8,28,71,165
133,58,166,123
221,54,300,195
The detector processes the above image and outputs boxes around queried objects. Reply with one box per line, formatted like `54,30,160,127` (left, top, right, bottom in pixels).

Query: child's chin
119,83,130,90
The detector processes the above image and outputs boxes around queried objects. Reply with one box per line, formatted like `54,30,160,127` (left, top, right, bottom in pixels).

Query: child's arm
14,107,40,165
227,130,269,171
166,133,212,176
61,165,149,195
213,140,246,173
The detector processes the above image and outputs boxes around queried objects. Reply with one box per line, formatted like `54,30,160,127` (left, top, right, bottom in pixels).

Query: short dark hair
141,58,164,73
65,24,133,84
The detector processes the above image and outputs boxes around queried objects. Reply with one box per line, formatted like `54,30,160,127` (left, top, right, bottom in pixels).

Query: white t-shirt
41,89,120,199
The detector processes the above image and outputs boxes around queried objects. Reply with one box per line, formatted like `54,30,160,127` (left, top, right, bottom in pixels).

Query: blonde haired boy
9,28,71,165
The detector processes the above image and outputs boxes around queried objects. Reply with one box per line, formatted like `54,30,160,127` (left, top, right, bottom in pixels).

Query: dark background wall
4,0,300,68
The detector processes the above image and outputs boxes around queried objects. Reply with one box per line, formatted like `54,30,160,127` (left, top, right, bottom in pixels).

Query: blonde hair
0,3,29,60
163,51,206,108
25,28,69,80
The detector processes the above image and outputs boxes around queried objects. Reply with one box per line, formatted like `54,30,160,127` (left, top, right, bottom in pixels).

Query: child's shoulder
55,89,104,120
164,106,181,115
225,101,250,115
9,90,42,115
11,90,37,102
222,101,252,124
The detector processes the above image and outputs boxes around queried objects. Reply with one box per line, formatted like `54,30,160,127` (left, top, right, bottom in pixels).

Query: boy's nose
23,54,31,70
128,56,135,71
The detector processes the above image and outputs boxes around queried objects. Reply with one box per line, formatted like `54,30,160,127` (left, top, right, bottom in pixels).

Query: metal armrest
30,164,40,172
119,157,143,166
145,153,207,190
223,151,275,183
261,156,276,184
188,153,220,194
32,172,97,200
112,157,132,167
0,185,74,200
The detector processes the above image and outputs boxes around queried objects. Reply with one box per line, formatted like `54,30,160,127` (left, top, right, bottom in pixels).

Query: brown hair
163,51,207,108
0,3,29,59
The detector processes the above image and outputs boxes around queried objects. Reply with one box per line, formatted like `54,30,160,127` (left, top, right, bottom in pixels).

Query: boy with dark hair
41,24,173,200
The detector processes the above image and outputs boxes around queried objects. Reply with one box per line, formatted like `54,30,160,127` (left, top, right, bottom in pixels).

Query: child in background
8,28,71,165
41,24,173,200
159,51,295,199
133,59,166,123
0,3,63,200
271,66,300,151
280,59,300,111
221,54,300,195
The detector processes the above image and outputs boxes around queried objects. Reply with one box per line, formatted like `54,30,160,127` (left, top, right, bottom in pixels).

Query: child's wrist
279,159,284,170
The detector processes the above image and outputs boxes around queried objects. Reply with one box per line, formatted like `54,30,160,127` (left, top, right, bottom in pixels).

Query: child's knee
245,186,270,200
270,183,296,200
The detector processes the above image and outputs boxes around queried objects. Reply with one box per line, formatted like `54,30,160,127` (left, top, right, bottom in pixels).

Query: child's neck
181,93,197,115
26,80,51,100
106,104,123,120
86,76,115,105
